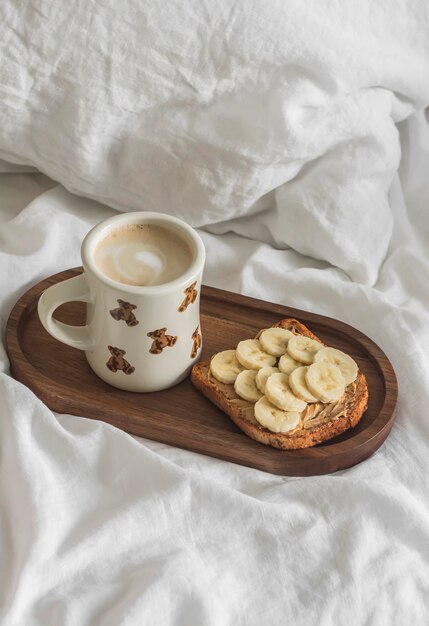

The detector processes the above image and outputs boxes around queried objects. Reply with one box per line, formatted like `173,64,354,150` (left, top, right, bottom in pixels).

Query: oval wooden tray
6,268,397,476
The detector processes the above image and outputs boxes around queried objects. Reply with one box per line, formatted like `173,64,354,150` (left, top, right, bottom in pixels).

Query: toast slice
191,319,369,449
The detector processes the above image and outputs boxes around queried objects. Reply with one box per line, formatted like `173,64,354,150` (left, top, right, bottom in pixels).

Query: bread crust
191,319,369,450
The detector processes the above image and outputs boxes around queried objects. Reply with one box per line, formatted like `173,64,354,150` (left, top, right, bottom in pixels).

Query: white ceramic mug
38,212,205,392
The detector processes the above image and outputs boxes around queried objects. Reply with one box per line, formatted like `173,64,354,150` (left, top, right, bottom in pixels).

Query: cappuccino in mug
38,211,205,392
94,223,193,287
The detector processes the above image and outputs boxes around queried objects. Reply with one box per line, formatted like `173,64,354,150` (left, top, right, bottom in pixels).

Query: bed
1,1,429,624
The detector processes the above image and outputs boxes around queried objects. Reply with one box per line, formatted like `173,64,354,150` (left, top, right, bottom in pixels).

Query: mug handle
37,273,94,351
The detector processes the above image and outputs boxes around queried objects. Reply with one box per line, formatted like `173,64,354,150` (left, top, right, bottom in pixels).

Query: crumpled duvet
0,0,428,283
1,109,429,625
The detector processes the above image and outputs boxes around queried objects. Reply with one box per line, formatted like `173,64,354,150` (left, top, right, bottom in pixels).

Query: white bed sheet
1,110,429,625
2,0,428,289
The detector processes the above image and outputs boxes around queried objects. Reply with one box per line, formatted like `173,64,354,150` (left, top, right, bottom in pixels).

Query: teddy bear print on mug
147,328,178,354
109,299,139,326
106,346,135,374
178,281,198,312
191,325,201,358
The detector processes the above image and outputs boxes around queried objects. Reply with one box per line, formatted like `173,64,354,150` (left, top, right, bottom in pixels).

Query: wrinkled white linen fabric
1,0,428,284
1,110,429,625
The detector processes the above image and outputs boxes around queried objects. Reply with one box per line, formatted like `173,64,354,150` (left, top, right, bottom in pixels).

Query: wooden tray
6,268,397,476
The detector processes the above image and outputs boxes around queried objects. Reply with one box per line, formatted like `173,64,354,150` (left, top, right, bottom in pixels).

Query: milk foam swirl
94,224,193,286
108,242,166,285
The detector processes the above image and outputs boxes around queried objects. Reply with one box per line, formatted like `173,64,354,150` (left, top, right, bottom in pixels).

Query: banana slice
278,354,301,375
236,339,276,370
210,350,244,384
259,328,294,357
265,372,307,412
254,396,300,433
234,370,263,403
255,366,279,393
287,335,323,365
314,347,358,385
305,362,345,403
289,366,318,403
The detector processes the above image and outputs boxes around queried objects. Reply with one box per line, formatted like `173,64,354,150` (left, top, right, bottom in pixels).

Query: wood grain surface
6,267,398,476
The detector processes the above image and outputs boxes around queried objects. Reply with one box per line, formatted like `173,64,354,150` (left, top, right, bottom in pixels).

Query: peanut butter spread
207,370,355,435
